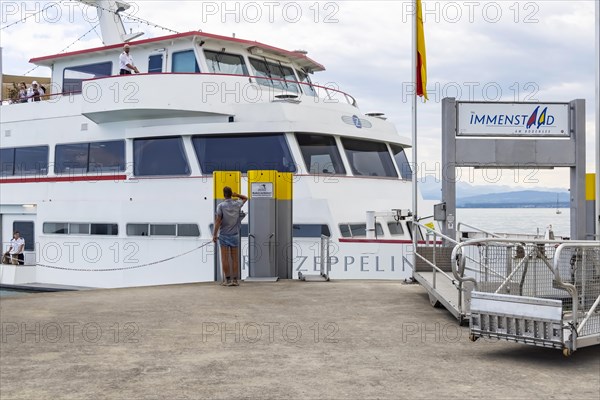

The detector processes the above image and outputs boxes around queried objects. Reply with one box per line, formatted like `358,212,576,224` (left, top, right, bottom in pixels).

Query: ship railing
2,72,358,108
3,72,358,108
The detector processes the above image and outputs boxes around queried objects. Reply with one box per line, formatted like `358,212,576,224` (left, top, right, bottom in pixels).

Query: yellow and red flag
416,0,428,100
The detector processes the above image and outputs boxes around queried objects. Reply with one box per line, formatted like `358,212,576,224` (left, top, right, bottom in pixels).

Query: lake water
0,289,32,298
456,207,571,237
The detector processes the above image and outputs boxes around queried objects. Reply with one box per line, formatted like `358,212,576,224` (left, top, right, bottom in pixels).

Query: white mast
78,0,143,45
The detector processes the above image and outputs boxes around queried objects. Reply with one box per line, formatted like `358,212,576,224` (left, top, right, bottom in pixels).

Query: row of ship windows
40,222,405,238
0,133,413,179
63,50,317,95
9,220,408,252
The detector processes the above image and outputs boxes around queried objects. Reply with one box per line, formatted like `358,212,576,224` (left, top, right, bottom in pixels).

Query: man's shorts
218,234,239,248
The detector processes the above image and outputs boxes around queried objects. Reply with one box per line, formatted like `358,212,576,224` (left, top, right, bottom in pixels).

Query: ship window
69,223,90,235
341,138,397,178
12,221,34,251
150,224,176,236
339,223,383,238
13,146,48,176
204,50,248,75
388,222,405,236
295,133,345,175
296,70,317,97
390,144,413,181
172,50,200,73
292,224,331,238
249,58,299,93
90,223,118,235
127,223,200,237
63,61,112,93
43,222,117,235
127,224,148,236
177,224,200,237
43,223,69,234
148,54,163,73
55,140,125,174
134,137,190,176
0,148,15,177
192,134,296,173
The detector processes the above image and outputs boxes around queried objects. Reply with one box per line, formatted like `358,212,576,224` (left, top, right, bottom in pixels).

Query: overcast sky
1,0,597,189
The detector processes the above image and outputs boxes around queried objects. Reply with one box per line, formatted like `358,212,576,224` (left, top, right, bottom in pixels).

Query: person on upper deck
119,44,140,75
27,81,44,102
17,82,28,103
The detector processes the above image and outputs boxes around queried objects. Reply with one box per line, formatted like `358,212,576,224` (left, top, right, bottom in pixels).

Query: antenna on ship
78,0,144,45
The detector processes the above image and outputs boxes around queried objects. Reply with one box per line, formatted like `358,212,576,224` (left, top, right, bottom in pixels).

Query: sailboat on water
556,194,562,214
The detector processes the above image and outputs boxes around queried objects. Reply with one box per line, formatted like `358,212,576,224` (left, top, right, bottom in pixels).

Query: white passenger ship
0,0,434,288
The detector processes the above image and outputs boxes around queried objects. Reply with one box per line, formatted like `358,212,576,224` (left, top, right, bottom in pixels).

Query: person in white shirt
119,44,139,75
27,81,45,102
3,231,25,265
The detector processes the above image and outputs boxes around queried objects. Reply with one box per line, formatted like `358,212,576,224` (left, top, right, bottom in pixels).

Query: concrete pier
1,281,598,399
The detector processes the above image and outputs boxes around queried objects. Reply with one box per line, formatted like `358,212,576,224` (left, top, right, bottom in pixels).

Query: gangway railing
411,222,468,320
450,238,600,355
456,222,502,240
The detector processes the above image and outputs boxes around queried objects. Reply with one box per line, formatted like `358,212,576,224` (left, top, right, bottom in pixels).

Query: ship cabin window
55,140,125,174
43,223,69,234
133,137,190,176
204,50,248,75
13,221,35,251
390,144,413,181
387,222,405,237
296,69,317,97
0,146,49,176
148,54,164,73
63,62,112,93
43,223,117,235
249,58,299,93
339,223,384,238
293,224,331,237
341,138,397,178
172,50,200,73
91,224,118,235
127,223,200,237
70,223,90,235
192,134,296,174
295,133,345,175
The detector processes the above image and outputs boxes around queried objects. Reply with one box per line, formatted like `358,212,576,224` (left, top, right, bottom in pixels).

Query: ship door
1,213,36,265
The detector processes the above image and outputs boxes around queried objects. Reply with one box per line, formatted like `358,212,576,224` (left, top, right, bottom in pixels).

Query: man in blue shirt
213,187,247,286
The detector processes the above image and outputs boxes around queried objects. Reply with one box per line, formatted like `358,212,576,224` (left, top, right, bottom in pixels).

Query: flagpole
595,0,599,239
411,0,418,279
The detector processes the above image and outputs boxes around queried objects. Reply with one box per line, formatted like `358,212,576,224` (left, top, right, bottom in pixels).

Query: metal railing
319,235,331,278
451,238,600,340
553,242,600,338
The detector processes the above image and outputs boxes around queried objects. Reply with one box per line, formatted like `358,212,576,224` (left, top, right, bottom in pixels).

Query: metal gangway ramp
452,239,600,355
410,222,469,323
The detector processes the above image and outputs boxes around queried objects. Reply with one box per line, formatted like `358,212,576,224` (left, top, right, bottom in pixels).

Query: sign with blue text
457,102,570,137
